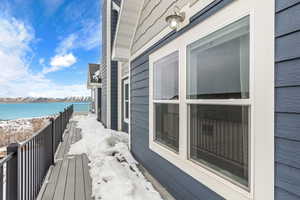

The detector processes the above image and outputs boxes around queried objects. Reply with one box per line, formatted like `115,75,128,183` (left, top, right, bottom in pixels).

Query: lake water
0,102,90,120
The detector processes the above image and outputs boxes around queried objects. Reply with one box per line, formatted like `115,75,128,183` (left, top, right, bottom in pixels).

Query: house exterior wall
131,0,190,54
130,1,237,199
110,9,119,130
275,0,300,199
101,0,119,129
101,0,108,127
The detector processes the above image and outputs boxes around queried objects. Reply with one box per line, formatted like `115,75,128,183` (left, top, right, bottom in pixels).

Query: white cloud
0,15,33,84
41,53,77,74
55,34,77,55
55,20,101,54
39,58,45,64
0,13,88,98
51,53,76,67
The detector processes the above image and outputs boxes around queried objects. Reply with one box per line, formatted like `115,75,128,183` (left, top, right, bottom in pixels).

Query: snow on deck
69,114,163,200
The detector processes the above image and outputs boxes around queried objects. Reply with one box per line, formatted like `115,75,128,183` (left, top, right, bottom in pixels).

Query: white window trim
149,0,274,200
123,78,129,123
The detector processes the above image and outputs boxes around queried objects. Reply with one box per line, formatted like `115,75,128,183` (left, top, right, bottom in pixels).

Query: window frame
186,16,251,189
123,78,129,123
148,1,274,200
151,50,180,152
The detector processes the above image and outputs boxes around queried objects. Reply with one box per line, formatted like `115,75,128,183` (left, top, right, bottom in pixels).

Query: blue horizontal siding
276,3,300,37
276,113,300,141
276,187,300,200
276,59,300,87
275,0,300,199
276,0,300,12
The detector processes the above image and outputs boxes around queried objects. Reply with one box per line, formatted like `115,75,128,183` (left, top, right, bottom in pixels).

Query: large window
153,51,179,152
149,1,275,198
187,17,250,187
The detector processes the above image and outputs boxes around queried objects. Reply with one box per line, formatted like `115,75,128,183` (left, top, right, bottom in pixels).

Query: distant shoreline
0,101,90,104
0,97,91,104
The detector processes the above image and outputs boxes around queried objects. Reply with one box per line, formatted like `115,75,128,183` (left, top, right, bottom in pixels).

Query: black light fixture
165,6,185,30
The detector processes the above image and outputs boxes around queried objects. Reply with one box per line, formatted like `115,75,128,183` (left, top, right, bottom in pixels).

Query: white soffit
112,0,144,61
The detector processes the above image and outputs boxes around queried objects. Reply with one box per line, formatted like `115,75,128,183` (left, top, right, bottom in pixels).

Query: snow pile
69,114,163,200
0,117,50,148
0,119,33,133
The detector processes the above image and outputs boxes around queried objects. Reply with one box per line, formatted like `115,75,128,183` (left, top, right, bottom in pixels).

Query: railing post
64,108,67,128
50,118,55,165
59,112,63,141
6,143,19,200
0,165,3,200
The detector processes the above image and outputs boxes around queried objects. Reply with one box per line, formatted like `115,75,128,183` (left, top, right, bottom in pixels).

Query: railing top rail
0,152,15,167
19,120,52,147
18,105,72,147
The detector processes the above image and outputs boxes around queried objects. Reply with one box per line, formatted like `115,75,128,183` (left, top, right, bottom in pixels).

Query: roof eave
112,0,144,61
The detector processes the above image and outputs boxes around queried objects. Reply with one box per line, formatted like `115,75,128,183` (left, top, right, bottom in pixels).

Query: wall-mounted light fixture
165,6,185,30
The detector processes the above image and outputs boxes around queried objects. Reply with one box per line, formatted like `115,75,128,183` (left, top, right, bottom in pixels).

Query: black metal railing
0,105,73,200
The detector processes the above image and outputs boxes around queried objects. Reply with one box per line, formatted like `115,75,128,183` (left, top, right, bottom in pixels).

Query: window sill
149,141,252,200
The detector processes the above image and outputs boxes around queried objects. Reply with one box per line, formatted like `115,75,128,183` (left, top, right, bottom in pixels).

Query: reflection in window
154,51,179,100
189,104,249,186
155,104,179,152
187,17,250,99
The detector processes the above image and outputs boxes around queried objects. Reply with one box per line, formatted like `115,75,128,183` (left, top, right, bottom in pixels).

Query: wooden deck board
41,160,63,200
75,156,86,200
39,120,93,200
82,155,93,200
64,158,76,200
52,159,69,200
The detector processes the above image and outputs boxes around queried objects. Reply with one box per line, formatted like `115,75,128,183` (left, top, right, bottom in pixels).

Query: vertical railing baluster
50,118,55,166
26,143,29,200
18,146,22,200
0,165,3,200
37,135,40,194
59,112,63,141
34,137,37,197
21,147,24,200
6,143,18,200
30,140,33,199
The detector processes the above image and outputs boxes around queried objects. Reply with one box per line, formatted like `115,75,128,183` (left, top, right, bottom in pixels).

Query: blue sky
0,0,102,97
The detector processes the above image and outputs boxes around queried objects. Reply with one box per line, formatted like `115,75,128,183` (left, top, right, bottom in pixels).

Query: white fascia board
112,0,144,61
112,46,130,62
89,83,102,88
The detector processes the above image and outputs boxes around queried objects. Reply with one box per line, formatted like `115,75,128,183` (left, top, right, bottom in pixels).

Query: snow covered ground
69,114,164,200
0,117,50,151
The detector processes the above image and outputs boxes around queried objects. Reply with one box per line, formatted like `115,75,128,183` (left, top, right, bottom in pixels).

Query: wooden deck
38,121,93,200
